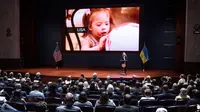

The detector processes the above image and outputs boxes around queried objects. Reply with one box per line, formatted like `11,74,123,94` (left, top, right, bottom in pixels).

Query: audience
0,69,199,112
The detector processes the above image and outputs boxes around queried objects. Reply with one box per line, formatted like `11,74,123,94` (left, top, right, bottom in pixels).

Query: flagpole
55,42,60,69
143,42,145,72
56,42,58,69
143,63,145,72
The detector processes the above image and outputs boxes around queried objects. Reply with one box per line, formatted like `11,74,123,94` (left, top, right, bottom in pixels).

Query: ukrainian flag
140,44,149,64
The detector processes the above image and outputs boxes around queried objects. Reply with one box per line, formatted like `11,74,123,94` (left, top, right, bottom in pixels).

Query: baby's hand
99,35,108,50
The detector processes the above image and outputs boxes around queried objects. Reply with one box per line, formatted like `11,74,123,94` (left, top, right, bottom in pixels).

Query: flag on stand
140,44,149,64
53,43,62,62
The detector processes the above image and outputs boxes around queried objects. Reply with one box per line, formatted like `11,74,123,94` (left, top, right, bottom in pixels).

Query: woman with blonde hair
175,88,190,100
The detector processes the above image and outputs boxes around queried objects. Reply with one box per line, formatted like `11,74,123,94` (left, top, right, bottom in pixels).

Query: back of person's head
112,82,117,87
99,91,109,104
58,78,62,83
62,84,68,93
67,75,71,81
93,73,97,79
144,88,152,97
3,71,8,77
81,73,85,78
15,83,22,90
119,83,125,91
36,101,48,112
98,80,102,86
83,81,89,89
180,74,185,78
123,94,132,105
11,90,22,101
120,76,124,80
9,72,14,78
152,79,157,85
17,73,22,78
36,72,41,76
162,84,169,92
107,76,110,80
124,85,130,94
0,77,3,82
78,91,87,103
172,83,178,89
135,81,140,88
90,81,96,90
78,82,83,91
156,108,168,112
179,88,187,96
107,84,114,91
25,72,30,78
189,79,194,85
192,89,200,98
196,73,200,78
65,92,74,107
32,84,39,90
48,82,57,92
70,85,78,93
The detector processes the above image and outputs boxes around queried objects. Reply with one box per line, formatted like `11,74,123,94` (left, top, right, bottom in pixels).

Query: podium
120,60,127,74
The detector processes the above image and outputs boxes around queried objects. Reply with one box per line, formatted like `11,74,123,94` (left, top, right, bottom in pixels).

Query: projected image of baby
81,8,115,51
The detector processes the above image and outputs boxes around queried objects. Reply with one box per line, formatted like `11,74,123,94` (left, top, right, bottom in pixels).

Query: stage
6,68,180,83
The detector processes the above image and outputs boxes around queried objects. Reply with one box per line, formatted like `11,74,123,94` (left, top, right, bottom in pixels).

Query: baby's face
89,11,110,39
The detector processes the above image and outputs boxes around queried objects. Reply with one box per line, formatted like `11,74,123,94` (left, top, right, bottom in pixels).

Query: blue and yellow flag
140,44,149,64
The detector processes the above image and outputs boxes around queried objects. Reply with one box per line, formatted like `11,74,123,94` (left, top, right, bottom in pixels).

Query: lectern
120,60,127,74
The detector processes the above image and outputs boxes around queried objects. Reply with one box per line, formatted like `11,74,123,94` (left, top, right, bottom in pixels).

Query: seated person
56,92,81,112
29,84,45,99
45,82,60,98
138,88,155,104
177,74,186,86
155,84,176,100
73,91,93,107
186,89,200,105
175,88,190,101
90,73,101,83
94,91,116,108
35,101,48,112
115,94,139,112
156,108,168,112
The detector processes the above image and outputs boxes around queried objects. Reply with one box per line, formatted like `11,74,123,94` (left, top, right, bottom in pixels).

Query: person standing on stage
121,52,128,74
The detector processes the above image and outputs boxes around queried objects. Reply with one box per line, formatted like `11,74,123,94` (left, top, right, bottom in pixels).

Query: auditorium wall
0,0,21,68
184,0,200,73
35,0,177,70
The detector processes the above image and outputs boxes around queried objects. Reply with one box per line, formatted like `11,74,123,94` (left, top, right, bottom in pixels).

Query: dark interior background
19,0,187,72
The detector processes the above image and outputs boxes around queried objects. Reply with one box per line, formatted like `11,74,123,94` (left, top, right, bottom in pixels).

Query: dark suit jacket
155,92,176,100
115,104,139,112
186,98,200,105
